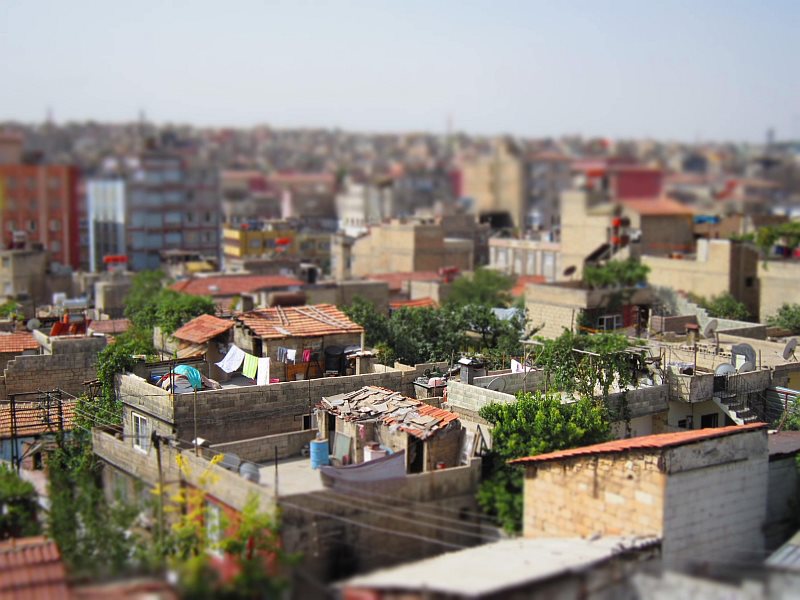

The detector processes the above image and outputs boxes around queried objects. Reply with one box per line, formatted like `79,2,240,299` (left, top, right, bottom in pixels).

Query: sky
1,0,798,143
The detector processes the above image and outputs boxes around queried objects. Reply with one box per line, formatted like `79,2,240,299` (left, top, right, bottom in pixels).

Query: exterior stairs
713,392,760,425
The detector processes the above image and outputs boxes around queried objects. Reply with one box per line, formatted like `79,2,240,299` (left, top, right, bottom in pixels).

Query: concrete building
0,163,79,269
222,221,333,272
460,138,525,228
86,179,126,272
758,259,800,324
170,273,304,311
272,172,337,230
0,247,49,305
512,424,769,569
349,219,473,278
335,179,391,237
524,150,572,230
643,239,760,318
489,236,560,281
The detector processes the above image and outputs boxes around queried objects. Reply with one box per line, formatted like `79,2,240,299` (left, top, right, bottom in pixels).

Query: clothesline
215,344,271,385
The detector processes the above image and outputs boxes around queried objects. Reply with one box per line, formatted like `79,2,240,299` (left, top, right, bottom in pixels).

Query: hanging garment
257,357,271,386
215,344,246,373
276,347,288,363
242,353,258,379
302,349,312,363
286,349,297,363
511,359,531,374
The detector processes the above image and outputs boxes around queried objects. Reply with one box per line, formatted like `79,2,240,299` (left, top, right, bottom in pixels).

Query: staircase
713,392,760,425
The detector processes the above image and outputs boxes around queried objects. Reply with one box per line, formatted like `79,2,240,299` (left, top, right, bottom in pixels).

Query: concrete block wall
446,380,516,416
765,456,799,551
472,369,547,395
662,430,768,568
525,301,578,340
522,451,666,539
606,385,669,420
210,429,318,463
667,371,714,403
0,351,100,400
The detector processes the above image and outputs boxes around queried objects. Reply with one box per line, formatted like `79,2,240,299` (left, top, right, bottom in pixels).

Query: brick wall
522,451,666,538
0,351,100,400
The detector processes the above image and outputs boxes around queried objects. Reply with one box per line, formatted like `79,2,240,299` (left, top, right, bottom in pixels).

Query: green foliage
125,270,167,331
582,258,650,289
155,290,216,335
47,434,139,578
693,292,750,321
478,391,611,532
446,268,515,308
0,464,40,539
768,303,800,334
752,221,800,256
342,297,390,347
0,300,22,320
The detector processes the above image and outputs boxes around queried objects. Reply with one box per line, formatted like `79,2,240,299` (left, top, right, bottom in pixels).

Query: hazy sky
1,0,798,142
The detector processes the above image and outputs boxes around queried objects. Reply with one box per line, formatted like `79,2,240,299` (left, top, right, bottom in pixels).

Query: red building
0,164,80,269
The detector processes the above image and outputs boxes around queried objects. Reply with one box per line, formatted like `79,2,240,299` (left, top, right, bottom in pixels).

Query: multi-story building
87,151,220,271
524,151,572,230
222,221,333,273
0,163,80,269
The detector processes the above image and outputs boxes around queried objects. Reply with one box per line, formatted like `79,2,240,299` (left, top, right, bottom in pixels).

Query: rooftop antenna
783,338,798,362
703,319,719,354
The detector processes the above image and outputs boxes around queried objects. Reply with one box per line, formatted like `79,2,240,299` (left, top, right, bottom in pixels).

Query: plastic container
310,439,330,469
364,445,387,462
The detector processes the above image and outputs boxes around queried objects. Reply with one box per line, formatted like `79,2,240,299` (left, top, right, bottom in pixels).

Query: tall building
88,151,220,271
0,163,80,269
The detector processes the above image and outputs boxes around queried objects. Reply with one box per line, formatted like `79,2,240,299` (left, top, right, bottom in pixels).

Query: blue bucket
310,439,330,469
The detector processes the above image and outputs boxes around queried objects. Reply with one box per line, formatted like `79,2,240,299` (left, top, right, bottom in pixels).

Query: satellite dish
239,462,260,483
563,265,577,277
738,361,755,373
485,377,507,392
26,318,41,331
703,319,718,339
731,343,756,367
219,453,241,471
783,338,798,361
715,363,736,376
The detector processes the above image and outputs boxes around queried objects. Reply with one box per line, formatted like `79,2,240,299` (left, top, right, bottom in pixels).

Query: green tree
0,300,22,320
477,391,611,532
125,270,167,331
447,268,514,308
341,297,390,347
768,303,800,334
155,290,216,335
698,292,750,321
0,464,40,539
582,257,650,289
47,435,139,577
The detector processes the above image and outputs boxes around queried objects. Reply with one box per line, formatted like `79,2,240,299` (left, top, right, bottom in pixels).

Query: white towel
257,357,271,386
286,349,296,363
511,359,531,374
215,344,246,373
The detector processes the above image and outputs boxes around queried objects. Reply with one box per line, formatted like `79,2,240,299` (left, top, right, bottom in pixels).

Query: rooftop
172,314,234,344
768,431,800,460
366,271,441,292
0,400,76,439
0,536,70,600
321,386,460,440
389,297,438,310
341,536,659,597
510,423,767,465
87,318,131,336
0,331,38,353
621,196,694,216
236,303,363,340
170,274,303,297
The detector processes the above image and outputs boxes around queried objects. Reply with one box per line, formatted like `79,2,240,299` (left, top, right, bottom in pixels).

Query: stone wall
522,451,666,539
210,430,318,463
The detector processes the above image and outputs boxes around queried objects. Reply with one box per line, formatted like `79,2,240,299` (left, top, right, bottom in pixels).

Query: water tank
364,445,387,462
310,439,330,469
324,346,345,374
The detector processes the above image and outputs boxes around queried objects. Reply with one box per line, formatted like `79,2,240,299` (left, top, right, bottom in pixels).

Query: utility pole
153,432,165,554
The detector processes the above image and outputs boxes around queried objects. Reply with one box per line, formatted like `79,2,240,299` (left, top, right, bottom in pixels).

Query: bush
768,304,800,334
582,258,649,289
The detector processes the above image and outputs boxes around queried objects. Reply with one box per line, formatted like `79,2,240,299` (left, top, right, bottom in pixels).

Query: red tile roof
0,401,77,439
0,332,38,354
87,319,131,335
236,303,363,340
383,403,461,440
621,197,694,217
172,314,234,344
0,536,70,600
366,271,440,292
510,423,767,466
511,275,546,298
389,298,438,310
171,275,303,297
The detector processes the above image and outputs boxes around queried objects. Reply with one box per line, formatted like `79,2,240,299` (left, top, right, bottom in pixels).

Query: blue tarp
174,365,202,390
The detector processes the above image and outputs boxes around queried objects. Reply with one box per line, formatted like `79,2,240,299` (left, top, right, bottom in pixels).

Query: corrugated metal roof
0,536,70,600
237,303,363,340
510,423,767,466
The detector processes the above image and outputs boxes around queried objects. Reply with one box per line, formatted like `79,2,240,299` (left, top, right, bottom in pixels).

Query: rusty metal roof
510,423,767,466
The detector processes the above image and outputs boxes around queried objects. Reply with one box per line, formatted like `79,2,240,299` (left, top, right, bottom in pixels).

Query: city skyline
1,0,798,143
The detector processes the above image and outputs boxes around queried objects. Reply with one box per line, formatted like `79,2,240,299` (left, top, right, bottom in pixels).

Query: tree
582,257,650,289
477,391,611,532
0,300,22,320
446,268,514,308
155,290,216,335
342,297,389,347
768,303,800,334
125,270,167,331
697,292,750,321
0,464,40,539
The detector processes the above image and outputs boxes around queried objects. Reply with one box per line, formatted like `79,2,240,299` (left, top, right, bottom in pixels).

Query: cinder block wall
0,351,100,400
522,451,666,539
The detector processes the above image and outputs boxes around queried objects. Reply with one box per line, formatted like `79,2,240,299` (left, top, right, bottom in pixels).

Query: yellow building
222,222,332,270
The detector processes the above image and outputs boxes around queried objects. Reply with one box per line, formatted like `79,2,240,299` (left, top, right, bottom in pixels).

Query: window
597,314,623,331
205,501,223,552
1,258,9,268
745,276,755,288
27,220,36,232
50,240,61,252
132,413,150,452
49,220,61,232
700,413,719,429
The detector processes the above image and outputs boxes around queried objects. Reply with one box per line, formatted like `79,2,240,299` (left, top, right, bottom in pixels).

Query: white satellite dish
26,318,41,331
486,377,507,392
783,338,798,361
715,363,736,376
738,361,755,373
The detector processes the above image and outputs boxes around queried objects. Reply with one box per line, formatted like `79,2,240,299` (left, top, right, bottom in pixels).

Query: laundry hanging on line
215,344,246,373
257,357,271,386
242,353,259,379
